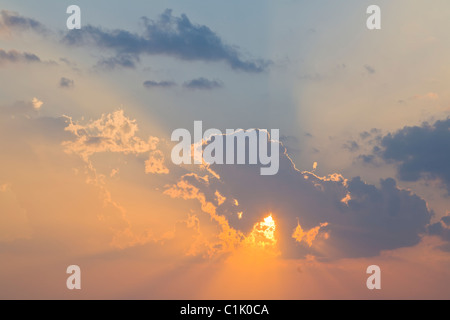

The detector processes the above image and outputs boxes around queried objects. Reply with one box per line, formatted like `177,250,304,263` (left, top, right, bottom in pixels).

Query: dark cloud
358,154,375,164
0,49,41,65
59,77,74,88
370,118,450,193
442,216,450,225
0,10,47,34
343,140,359,152
183,77,222,90
63,9,270,72
0,49,56,66
428,214,450,243
192,138,433,260
143,80,176,89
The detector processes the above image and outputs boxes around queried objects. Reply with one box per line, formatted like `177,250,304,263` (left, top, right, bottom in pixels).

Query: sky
1,0,450,299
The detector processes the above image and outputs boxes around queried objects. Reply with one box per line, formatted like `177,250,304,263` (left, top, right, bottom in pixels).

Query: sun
246,214,277,248
261,215,276,241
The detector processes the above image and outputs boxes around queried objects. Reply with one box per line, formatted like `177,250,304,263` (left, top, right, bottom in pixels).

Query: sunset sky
1,0,450,299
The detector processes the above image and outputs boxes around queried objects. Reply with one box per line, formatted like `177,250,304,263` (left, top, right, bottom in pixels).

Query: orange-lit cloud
215,191,226,206
245,214,278,250
164,173,244,256
164,175,282,256
63,110,158,162
292,221,328,247
61,110,171,249
31,97,43,110
145,150,169,174
340,193,352,205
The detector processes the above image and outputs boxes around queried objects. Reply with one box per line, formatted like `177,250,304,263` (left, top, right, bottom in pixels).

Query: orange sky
1,1,450,299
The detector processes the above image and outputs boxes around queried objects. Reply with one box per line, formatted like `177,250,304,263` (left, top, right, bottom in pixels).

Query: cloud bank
161,134,433,260
364,118,450,193
63,9,270,72
0,10,47,34
0,49,41,65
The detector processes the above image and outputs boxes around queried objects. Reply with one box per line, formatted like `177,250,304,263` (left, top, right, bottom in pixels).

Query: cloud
293,222,328,247
0,102,445,297
245,214,277,250
183,77,222,90
145,150,169,174
358,154,376,164
215,191,226,206
343,140,359,152
162,134,432,260
59,77,74,88
230,163,430,259
31,98,43,110
0,49,41,65
368,118,450,193
0,10,47,35
63,110,159,162
143,80,176,89
62,110,169,249
428,214,450,243
62,9,270,72
0,49,56,67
